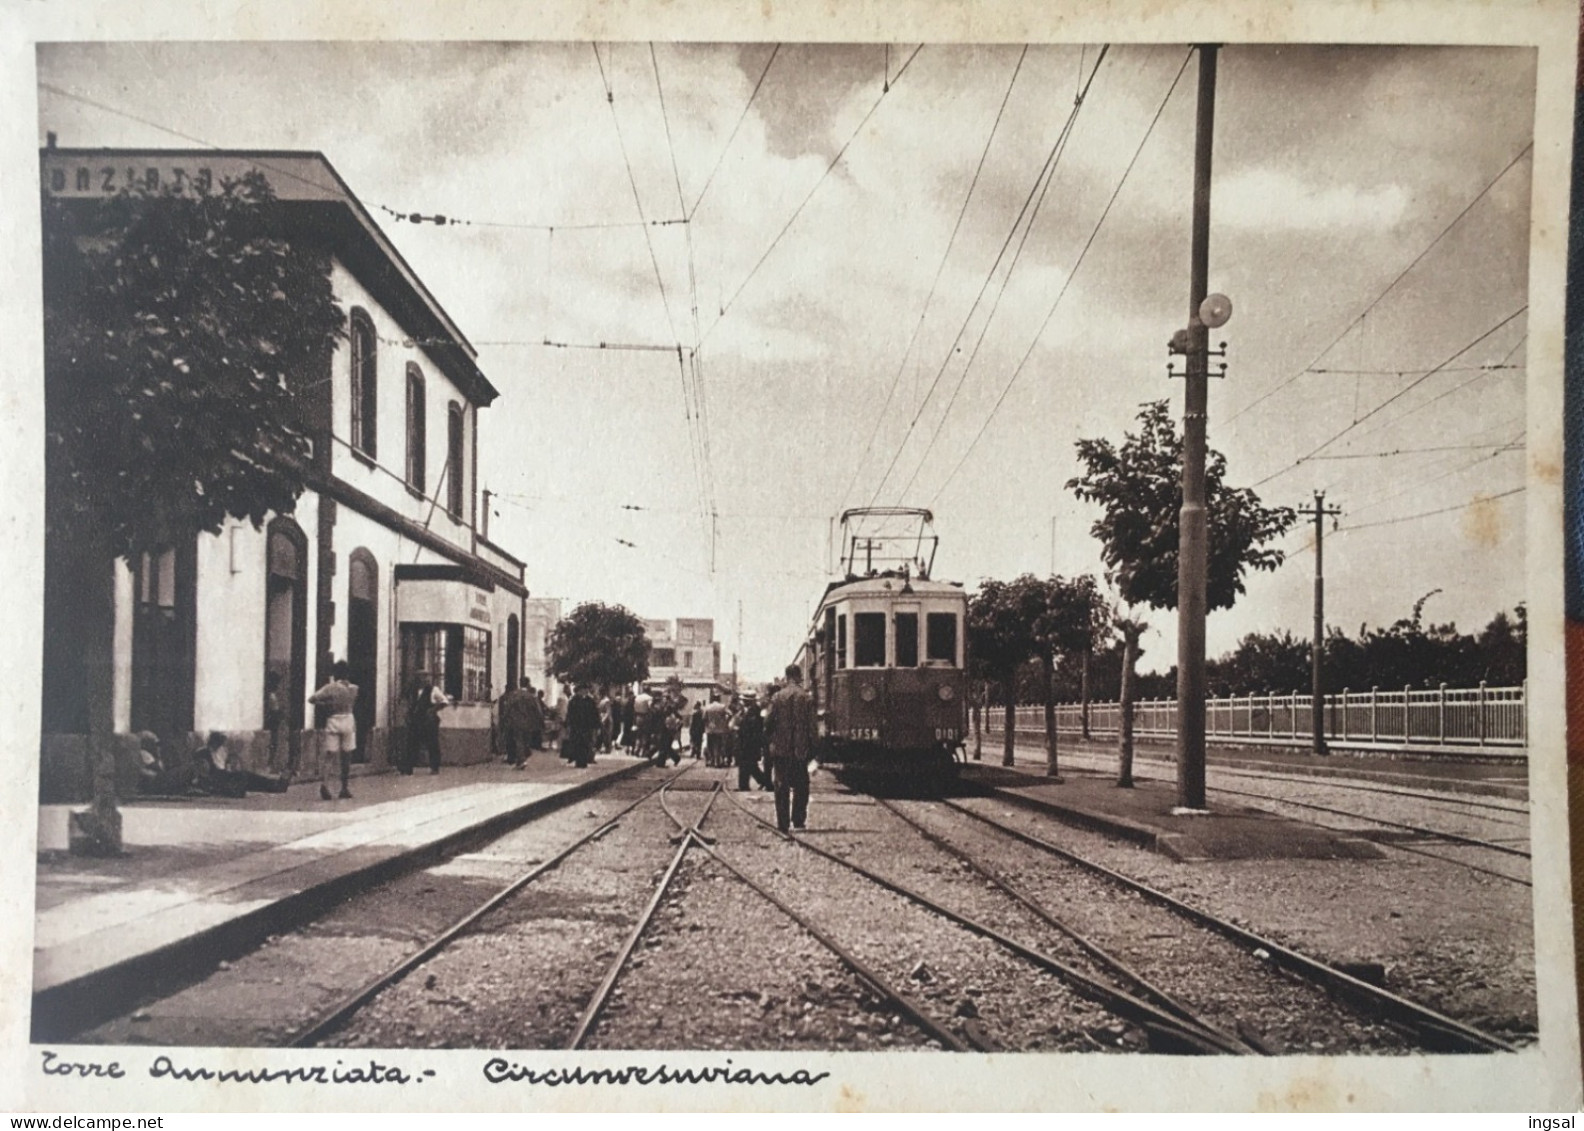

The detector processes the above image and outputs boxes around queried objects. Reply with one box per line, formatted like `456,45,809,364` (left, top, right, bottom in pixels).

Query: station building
39,147,529,794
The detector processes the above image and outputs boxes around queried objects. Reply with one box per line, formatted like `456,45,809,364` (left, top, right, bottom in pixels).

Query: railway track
727,777,1513,1054
291,765,693,1047
118,754,1517,1054
935,796,1517,1053
572,777,973,1051
718,790,1265,1054
295,769,973,1052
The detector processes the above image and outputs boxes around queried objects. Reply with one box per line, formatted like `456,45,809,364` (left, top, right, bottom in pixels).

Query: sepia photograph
3,0,1579,1114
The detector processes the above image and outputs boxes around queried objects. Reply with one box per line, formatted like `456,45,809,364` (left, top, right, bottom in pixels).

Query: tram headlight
860,684,878,703
937,684,956,701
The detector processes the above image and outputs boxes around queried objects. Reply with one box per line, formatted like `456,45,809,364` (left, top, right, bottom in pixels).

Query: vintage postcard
0,0,1578,1114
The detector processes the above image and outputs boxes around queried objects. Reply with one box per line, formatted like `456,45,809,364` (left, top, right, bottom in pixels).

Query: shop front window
462,625,492,704
401,622,492,705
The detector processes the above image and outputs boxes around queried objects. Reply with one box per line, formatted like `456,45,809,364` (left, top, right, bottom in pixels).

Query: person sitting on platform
190,731,288,797
136,731,188,796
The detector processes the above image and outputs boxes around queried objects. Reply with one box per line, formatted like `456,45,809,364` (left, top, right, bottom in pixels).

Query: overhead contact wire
834,45,1030,519
927,47,1193,507
1227,142,1534,426
863,46,1114,512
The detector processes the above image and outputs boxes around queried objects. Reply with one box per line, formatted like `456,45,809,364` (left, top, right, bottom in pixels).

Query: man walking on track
733,691,770,793
765,663,816,833
703,692,730,766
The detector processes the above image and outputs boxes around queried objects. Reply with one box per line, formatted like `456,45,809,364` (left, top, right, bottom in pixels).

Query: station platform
958,759,1385,863
981,732,1530,800
31,751,647,1040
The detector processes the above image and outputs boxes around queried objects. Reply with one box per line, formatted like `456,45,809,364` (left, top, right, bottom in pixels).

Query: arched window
506,613,521,690
346,548,379,759
446,401,465,518
349,309,377,458
264,517,309,733
405,363,426,492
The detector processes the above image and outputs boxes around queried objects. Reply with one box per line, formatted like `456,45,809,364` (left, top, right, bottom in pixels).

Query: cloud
1212,167,1409,233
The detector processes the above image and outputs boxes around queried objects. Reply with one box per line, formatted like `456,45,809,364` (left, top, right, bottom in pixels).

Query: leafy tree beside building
42,171,343,850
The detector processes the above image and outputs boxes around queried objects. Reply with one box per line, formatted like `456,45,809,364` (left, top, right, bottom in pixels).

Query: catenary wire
833,45,1030,520
1249,305,1527,489
688,44,780,221
860,45,1117,513
888,45,1113,507
697,44,925,349
926,46,1194,508
1336,485,1524,534
1226,142,1533,426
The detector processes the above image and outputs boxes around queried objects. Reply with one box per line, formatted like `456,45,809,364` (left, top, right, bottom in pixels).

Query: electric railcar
796,508,968,776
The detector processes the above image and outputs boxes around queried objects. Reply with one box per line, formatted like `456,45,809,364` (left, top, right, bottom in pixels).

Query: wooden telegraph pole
1175,44,1218,812
1299,491,1343,755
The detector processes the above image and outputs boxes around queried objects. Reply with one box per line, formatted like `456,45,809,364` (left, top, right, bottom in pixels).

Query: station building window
405,363,426,492
853,612,886,668
350,309,377,458
446,402,465,518
926,612,958,665
652,647,676,668
401,622,493,705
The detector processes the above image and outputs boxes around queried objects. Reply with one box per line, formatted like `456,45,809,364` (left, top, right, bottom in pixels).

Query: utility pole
1299,490,1343,756
481,488,492,541
711,509,718,575
1175,43,1218,812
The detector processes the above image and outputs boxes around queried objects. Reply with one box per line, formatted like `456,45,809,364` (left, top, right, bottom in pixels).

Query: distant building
521,597,563,696
39,147,530,794
642,617,723,707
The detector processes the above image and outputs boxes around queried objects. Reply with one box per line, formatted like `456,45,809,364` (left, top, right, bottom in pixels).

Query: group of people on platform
488,666,818,833
131,657,818,832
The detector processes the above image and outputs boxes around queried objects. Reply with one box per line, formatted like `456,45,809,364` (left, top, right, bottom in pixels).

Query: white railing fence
983,682,1526,749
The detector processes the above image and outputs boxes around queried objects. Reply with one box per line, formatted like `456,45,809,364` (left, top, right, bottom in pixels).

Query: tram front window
895,612,919,667
853,612,886,667
926,612,958,665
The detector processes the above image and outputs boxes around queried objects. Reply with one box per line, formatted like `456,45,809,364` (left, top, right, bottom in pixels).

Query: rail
985,682,1527,752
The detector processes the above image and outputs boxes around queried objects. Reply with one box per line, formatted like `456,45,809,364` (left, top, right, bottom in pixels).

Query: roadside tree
1068,400,1295,788
548,602,651,692
968,578,1039,768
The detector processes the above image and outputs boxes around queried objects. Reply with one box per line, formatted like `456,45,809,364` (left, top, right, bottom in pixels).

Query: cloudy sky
37,41,1536,681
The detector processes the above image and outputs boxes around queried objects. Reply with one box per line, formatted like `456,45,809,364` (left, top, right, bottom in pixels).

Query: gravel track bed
584,851,942,1051
78,769,668,1047
888,800,1414,1054
714,788,1121,1052
951,794,1537,1043
1198,776,1531,847
326,778,697,1048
